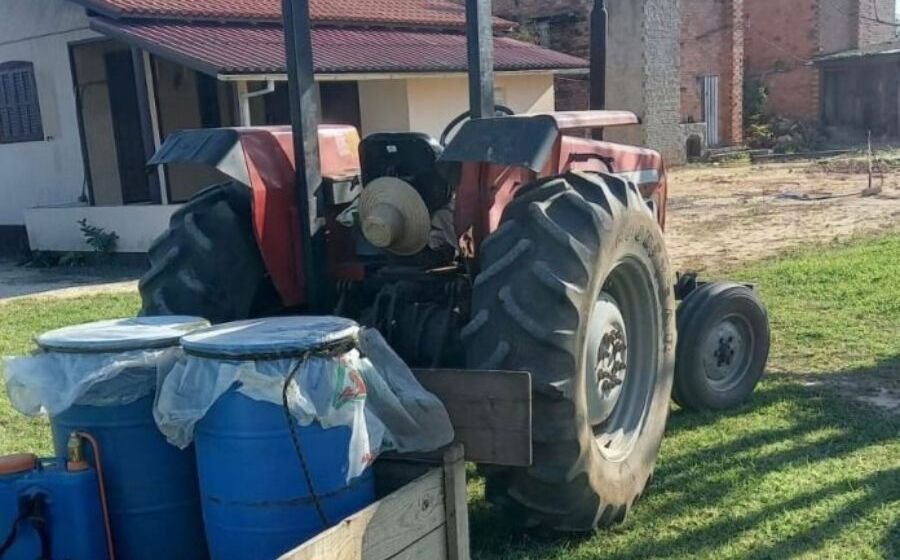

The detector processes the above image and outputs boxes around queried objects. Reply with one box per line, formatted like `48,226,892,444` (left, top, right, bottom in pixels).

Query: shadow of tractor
469,356,900,560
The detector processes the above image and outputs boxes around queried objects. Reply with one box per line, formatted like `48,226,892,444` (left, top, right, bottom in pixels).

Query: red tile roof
75,0,513,29
91,18,588,75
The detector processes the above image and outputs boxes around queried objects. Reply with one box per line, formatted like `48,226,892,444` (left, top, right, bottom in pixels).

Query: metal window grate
0,61,44,144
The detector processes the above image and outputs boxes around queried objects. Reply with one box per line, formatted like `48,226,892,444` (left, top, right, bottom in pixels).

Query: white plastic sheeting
155,323,454,482
3,316,208,416
5,349,179,415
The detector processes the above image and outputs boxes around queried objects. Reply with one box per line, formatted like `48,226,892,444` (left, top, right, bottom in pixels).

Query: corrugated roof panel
90,19,588,75
76,0,513,28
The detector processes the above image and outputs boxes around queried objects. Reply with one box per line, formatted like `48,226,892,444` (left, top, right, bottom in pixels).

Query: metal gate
702,75,720,147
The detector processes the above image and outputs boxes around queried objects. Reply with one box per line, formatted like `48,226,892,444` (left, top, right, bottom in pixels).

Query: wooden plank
390,525,448,559
441,445,469,560
279,469,445,560
412,369,532,467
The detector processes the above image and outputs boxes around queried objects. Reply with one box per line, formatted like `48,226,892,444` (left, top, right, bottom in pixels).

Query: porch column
132,49,168,204
132,48,160,203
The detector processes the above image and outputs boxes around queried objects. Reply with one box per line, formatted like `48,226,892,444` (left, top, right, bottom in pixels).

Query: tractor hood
149,128,252,186
439,111,640,172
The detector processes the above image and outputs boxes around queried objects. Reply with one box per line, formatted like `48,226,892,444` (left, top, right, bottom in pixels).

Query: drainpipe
236,80,277,126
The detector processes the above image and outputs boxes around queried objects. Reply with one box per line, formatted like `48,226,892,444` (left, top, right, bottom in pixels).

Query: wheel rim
585,294,628,427
585,257,661,463
701,313,754,392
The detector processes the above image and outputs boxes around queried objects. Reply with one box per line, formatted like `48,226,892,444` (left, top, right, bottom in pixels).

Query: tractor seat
359,133,450,212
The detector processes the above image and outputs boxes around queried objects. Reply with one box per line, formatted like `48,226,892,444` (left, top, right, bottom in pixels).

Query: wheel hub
586,294,628,427
702,317,752,389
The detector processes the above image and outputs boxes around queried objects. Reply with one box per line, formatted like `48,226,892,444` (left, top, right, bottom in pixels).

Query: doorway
70,40,156,205
104,50,152,204
701,75,720,147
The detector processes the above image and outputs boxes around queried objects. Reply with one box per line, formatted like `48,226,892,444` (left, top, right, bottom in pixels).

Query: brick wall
495,0,750,157
858,0,897,46
819,0,857,53
745,0,820,119
640,0,689,162
746,0,897,121
681,0,744,145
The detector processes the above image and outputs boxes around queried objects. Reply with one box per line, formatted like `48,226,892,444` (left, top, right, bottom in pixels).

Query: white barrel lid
180,316,360,359
37,316,210,353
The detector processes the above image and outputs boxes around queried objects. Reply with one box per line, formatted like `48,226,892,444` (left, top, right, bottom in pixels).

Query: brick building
493,0,745,162
744,0,897,120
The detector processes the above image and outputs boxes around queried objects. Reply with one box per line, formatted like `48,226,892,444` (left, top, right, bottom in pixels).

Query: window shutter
0,61,44,143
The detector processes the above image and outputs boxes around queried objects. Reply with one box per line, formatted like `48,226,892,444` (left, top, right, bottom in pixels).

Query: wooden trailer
280,369,532,560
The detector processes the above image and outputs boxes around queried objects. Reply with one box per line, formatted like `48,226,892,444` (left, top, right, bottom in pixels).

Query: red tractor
140,0,770,531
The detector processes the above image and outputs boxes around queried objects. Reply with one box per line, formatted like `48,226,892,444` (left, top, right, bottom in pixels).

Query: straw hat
359,177,431,256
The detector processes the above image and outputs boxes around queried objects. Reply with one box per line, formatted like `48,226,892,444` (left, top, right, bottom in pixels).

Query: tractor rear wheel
464,171,676,531
139,182,281,324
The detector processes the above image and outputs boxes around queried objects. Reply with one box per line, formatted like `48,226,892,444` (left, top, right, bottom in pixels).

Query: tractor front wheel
672,282,770,411
464,171,676,531
139,182,282,324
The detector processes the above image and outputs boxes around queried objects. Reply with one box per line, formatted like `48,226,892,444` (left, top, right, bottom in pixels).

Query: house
745,0,898,135
490,0,746,163
0,0,586,255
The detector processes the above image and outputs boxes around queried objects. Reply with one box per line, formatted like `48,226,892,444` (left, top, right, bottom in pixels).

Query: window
0,61,44,144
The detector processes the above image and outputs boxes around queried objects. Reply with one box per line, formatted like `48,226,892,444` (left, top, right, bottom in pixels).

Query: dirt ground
665,153,900,272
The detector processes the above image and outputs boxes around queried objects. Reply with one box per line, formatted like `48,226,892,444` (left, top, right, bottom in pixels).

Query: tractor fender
150,126,360,307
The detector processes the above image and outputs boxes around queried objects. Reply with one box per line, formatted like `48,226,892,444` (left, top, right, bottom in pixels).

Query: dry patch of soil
665,157,900,272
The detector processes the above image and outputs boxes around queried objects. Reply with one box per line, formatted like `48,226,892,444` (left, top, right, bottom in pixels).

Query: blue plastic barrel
51,396,208,560
182,317,377,560
0,456,107,560
38,316,210,560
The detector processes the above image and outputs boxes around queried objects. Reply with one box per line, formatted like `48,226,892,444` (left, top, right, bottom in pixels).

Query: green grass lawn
0,293,140,454
0,235,897,558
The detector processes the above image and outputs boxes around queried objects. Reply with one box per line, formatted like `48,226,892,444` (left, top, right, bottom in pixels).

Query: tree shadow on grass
470,356,900,559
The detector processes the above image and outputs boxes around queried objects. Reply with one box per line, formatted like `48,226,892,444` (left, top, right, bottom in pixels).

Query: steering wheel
440,105,515,146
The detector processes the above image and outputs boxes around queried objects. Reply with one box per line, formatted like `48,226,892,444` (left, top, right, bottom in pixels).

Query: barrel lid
37,316,210,353
181,316,359,359
0,454,37,476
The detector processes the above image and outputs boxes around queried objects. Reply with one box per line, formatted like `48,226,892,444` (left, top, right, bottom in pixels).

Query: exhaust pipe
590,0,608,140
590,0,608,112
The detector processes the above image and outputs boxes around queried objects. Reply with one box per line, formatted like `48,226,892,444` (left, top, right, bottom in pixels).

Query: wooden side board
281,445,469,560
412,369,532,467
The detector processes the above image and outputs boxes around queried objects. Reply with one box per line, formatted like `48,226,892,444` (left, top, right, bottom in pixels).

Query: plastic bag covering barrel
0,454,107,560
4,316,211,560
174,317,379,559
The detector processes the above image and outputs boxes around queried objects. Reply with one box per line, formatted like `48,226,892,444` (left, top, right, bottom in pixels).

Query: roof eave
218,67,587,81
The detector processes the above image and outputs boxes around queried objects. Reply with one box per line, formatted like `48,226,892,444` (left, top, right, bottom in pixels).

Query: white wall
358,79,410,135
0,0,100,225
25,204,180,252
357,73,556,138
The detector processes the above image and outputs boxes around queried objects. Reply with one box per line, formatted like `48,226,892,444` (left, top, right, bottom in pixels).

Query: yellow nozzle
66,432,89,472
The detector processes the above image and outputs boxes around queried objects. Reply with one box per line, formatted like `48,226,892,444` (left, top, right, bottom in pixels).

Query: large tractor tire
139,182,281,324
672,282,770,411
464,171,676,531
